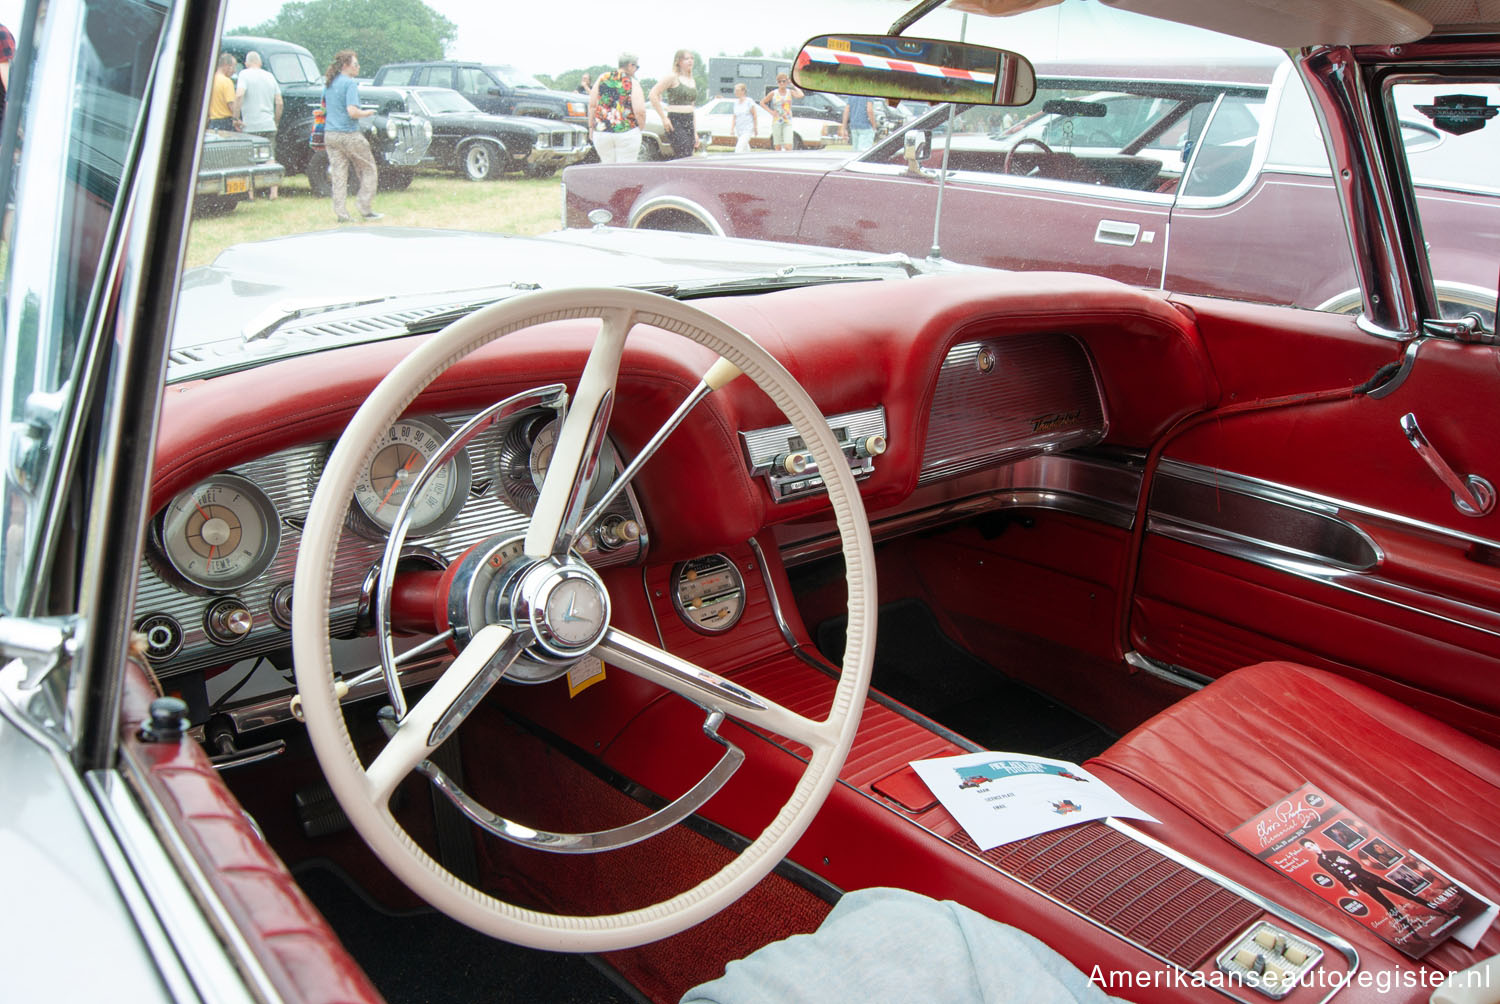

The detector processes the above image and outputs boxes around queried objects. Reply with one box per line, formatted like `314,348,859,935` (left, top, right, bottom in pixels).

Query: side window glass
1179,95,1266,199
930,95,1188,195
0,0,165,614
423,66,452,89
461,68,489,97
381,66,414,86
1391,78,1500,325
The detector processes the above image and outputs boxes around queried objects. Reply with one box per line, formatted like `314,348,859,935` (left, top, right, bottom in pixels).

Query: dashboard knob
856,435,887,459
777,452,810,475
204,598,254,645
597,516,642,549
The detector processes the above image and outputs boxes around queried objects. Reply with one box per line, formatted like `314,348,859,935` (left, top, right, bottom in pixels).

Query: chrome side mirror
903,129,932,177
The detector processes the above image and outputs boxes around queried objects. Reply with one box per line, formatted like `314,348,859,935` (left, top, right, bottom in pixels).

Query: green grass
183,144,857,270
185,172,567,269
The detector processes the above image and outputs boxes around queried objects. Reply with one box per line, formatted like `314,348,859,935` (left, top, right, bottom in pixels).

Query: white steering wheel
291,287,876,951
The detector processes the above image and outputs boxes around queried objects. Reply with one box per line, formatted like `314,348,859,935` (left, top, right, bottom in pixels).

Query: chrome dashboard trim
748,536,801,651
777,453,1140,566
138,407,646,679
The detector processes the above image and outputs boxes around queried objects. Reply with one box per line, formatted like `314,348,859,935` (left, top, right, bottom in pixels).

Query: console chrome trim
1109,819,1358,1004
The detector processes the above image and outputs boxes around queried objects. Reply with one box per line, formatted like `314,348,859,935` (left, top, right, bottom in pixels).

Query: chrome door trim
1297,48,1420,340
94,763,266,1004
1152,460,1500,641
1157,459,1500,553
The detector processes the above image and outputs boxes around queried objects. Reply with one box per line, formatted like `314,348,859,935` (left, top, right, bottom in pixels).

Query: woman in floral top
588,52,647,163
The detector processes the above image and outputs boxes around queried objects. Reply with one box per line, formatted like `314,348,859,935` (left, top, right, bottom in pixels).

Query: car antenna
884,0,963,263
928,102,957,262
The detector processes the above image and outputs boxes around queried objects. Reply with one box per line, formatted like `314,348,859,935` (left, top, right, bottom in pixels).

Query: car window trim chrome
1298,47,1421,340
73,0,225,771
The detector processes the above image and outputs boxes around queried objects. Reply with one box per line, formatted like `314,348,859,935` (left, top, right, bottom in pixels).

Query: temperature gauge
671,554,746,634
159,474,280,591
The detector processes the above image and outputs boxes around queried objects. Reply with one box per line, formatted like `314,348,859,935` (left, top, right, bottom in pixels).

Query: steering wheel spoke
364,623,525,803
525,307,634,559
598,628,831,750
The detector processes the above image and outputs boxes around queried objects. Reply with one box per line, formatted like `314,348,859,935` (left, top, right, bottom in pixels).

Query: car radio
740,406,887,502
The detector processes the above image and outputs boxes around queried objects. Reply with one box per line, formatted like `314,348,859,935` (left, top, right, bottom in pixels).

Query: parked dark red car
564,54,1500,321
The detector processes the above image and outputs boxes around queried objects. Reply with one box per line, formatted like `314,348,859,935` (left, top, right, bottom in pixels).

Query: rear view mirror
794,34,1036,107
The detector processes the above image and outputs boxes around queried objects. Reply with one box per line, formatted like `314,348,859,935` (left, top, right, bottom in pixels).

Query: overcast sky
217,0,1272,81
0,0,1273,85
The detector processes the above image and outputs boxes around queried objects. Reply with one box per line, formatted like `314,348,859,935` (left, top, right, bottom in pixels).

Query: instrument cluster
137,403,648,677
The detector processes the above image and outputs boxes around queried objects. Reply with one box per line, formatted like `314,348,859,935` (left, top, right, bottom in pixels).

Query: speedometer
351,416,471,537
159,474,280,591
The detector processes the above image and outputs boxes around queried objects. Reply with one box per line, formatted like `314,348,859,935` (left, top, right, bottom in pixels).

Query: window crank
1399,413,1495,517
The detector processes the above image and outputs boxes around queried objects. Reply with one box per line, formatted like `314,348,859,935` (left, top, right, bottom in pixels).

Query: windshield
485,64,545,89
158,0,1497,376
266,50,319,84
414,88,477,114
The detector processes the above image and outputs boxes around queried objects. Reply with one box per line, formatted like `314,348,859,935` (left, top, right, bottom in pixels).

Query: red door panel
1131,296,1500,740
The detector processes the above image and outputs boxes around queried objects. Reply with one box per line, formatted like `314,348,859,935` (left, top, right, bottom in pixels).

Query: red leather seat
1087,660,1500,972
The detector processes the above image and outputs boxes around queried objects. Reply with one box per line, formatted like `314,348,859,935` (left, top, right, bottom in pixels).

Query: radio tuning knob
776,452,810,475
856,435,887,459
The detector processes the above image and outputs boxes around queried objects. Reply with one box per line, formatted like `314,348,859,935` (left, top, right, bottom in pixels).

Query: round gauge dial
160,474,280,591
671,554,746,634
529,418,559,489
352,416,471,537
495,411,617,516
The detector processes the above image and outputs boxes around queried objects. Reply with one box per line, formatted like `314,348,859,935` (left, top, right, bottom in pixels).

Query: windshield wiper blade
402,282,682,335
776,253,925,278
243,296,395,342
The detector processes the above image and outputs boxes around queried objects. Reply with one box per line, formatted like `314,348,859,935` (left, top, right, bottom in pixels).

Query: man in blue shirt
842,94,878,152
322,50,381,222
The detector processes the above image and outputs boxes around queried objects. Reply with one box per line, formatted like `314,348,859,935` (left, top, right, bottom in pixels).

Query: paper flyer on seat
908,751,1158,851
1225,782,1497,959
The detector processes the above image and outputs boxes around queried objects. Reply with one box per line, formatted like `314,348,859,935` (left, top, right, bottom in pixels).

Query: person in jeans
322,49,381,223
588,52,646,163
234,51,282,200
843,93,877,151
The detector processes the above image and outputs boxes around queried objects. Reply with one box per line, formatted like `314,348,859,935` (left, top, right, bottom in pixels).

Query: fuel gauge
671,554,746,634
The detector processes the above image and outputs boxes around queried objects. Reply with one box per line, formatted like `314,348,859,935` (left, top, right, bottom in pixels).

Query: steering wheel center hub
523,563,611,657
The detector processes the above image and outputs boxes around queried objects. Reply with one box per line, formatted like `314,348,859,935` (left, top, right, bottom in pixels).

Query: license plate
828,38,851,52
225,177,248,194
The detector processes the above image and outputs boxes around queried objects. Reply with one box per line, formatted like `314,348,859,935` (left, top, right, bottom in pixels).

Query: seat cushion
1089,660,1500,965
